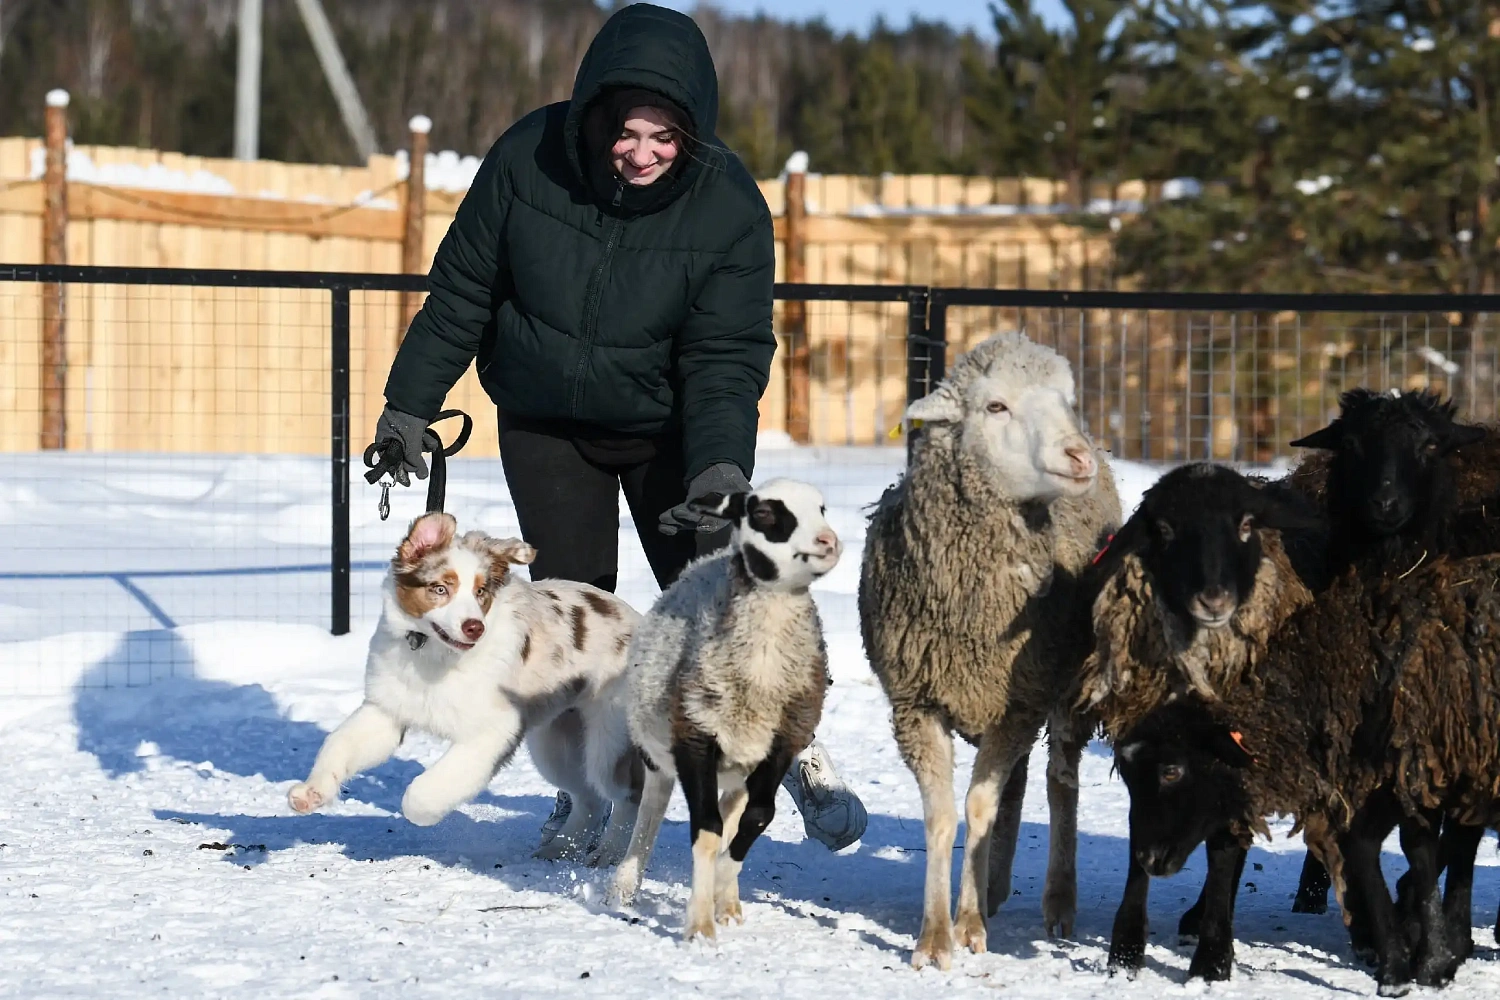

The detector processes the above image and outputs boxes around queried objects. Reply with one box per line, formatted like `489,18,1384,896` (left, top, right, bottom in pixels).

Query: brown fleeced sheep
859,331,1121,970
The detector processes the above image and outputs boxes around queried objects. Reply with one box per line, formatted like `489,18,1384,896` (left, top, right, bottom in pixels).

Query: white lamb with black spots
606,478,839,942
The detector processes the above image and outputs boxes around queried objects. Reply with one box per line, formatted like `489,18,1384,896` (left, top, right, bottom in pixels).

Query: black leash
363,409,475,520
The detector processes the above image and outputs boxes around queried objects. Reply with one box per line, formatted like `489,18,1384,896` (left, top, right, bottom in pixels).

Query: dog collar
406,631,427,650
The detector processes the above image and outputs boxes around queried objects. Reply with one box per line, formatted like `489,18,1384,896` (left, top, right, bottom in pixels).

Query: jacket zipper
571,181,625,418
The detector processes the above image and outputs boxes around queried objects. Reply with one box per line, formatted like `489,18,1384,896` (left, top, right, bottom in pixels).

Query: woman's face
610,106,681,187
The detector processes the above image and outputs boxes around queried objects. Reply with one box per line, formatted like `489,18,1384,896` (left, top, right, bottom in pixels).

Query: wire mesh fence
0,268,920,693
937,290,1500,464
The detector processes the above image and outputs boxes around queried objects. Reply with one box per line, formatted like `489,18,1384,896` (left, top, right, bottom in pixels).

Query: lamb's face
1291,388,1486,539
692,478,841,591
1115,701,1254,878
905,333,1098,502
1102,464,1321,635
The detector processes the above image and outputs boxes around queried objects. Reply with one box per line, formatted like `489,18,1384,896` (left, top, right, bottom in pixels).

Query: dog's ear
398,512,456,567
482,536,536,566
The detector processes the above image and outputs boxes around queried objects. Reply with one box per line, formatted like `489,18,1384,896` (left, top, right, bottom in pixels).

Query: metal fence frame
9,263,1500,639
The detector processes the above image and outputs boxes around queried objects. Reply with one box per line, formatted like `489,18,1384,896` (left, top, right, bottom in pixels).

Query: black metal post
331,286,351,636
928,292,948,385
905,287,931,408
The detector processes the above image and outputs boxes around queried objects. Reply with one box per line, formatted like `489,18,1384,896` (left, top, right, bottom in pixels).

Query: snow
4,447,1498,997
395,148,485,193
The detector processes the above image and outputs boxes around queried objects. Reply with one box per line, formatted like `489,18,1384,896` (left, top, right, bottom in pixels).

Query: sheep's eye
430,584,448,596
751,505,776,528
1156,519,1175,542
1238,514,1254,543
1159,764,1185,785
986,400,1009,414
1424,441,1440,454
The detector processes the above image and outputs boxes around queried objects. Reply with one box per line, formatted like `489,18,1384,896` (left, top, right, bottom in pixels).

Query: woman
374,3,866,851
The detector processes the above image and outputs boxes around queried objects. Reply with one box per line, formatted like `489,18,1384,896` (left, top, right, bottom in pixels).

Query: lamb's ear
1442,422,1489,452
397,512,456,566
1247,486,1325,535
689,491,747,522
904,382,963,427
1204,724,1255,769
1289,421,1342,451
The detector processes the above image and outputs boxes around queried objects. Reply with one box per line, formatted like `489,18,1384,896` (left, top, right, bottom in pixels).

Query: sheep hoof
1043,891,1076,939
1291,891,1329,915
911,925,953,971
715,899,744,926
1187,943,1234,981
1105,952,1142,979
683,915,718,943
954,911,988,955
1376,984,1411,998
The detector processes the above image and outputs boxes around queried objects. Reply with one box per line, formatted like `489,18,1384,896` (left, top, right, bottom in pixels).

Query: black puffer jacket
384,3,775,481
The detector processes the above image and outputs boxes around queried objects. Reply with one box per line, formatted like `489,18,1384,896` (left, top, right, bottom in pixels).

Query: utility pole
234,0,262,160
291,0,380,162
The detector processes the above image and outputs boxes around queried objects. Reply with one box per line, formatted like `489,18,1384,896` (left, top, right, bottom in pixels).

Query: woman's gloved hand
373,405,431,485
658,463,751,536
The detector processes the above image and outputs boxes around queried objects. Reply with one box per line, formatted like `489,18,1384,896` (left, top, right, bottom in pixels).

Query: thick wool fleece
1078,531,1314,741
859,415,1121,749
625,550,827,773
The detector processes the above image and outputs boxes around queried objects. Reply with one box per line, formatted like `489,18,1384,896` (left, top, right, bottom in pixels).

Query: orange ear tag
1229,730,1257,763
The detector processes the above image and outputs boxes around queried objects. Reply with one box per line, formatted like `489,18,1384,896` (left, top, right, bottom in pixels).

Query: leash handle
361,409,475,519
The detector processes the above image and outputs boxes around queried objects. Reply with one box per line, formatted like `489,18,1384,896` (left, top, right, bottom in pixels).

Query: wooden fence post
784,151,810,443
399,114,430,343
41,89,69,451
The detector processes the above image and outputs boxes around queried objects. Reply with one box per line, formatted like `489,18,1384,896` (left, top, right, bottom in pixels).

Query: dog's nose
461,618,485,642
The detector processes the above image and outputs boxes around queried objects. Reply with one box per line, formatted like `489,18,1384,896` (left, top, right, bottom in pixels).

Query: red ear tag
1229,730,1257,763
1091,533,1116,567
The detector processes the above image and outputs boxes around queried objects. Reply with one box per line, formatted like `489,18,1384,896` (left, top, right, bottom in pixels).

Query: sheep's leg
1437,819,1483,965
1106,855,1151,976
1186,830,1246,981
719,738,795,927
1042,719,1082,937
673,734,724,943
955,728,1026,955
1341,795,1410,995
1404,810,1458,989
985,753,1027,916
714,776,749,927
896,710,957,970
1179,836,1245,944
606,764,673,907
1292,851,1332,914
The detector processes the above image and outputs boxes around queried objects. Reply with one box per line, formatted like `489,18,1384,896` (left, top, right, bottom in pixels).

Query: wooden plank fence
0,100,1129,455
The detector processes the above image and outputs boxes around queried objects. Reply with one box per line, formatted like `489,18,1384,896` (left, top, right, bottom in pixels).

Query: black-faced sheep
1117,544,1500,994
606,478,838,942
1070,463,1325,975
859,331,1121,969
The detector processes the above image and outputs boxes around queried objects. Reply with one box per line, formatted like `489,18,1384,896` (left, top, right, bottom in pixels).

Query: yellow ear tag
889,418,923,440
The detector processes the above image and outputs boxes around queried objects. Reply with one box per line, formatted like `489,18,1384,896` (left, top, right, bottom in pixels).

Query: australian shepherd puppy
289,511,644,863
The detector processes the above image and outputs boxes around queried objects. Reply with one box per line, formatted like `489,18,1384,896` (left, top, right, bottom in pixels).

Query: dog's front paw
288,781,328,814
400,784,452,827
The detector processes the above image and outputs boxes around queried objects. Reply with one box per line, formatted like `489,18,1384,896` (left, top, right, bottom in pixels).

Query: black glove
373,405,430,485
659,463,751,536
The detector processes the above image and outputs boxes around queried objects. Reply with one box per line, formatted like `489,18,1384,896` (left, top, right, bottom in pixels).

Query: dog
288,511,644,863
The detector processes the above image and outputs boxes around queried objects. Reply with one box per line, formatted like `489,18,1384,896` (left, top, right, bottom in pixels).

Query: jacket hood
564,3,720,212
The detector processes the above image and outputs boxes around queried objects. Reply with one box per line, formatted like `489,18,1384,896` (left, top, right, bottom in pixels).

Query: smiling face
390,513,536,654
610,106,682,186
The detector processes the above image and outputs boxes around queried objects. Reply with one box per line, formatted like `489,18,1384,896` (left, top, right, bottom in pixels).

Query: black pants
498,412,729,593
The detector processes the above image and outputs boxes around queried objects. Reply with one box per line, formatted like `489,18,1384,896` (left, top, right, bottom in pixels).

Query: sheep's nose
1064,444,1096,479
814,529,839,553
461,618,485,642
1198,586,1234,616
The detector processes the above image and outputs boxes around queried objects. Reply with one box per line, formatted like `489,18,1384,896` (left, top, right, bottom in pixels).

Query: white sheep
859,331,1121,969
605,478,840,941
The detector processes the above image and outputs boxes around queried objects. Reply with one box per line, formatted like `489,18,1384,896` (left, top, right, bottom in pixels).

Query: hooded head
564,4,721,214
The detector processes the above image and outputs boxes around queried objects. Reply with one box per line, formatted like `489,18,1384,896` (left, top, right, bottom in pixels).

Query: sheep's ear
689,491,747,522
1443,423,1489,452
1205,725,1255,769
904,383,963,427
1247,487,1324,535
1289,422,1341,451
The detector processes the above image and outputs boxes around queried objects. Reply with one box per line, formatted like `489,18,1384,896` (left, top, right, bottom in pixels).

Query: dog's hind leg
289,703,403,814
607,765,674,907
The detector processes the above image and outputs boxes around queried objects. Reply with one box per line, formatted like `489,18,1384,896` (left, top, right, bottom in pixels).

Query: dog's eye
1159,764,1185,785
430,584,448,596
475,585,486,597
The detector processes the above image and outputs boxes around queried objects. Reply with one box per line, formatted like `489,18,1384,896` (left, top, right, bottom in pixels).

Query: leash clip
377,477,394,521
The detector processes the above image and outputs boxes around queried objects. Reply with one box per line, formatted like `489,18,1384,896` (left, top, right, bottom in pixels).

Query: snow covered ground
2,446,1497,998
